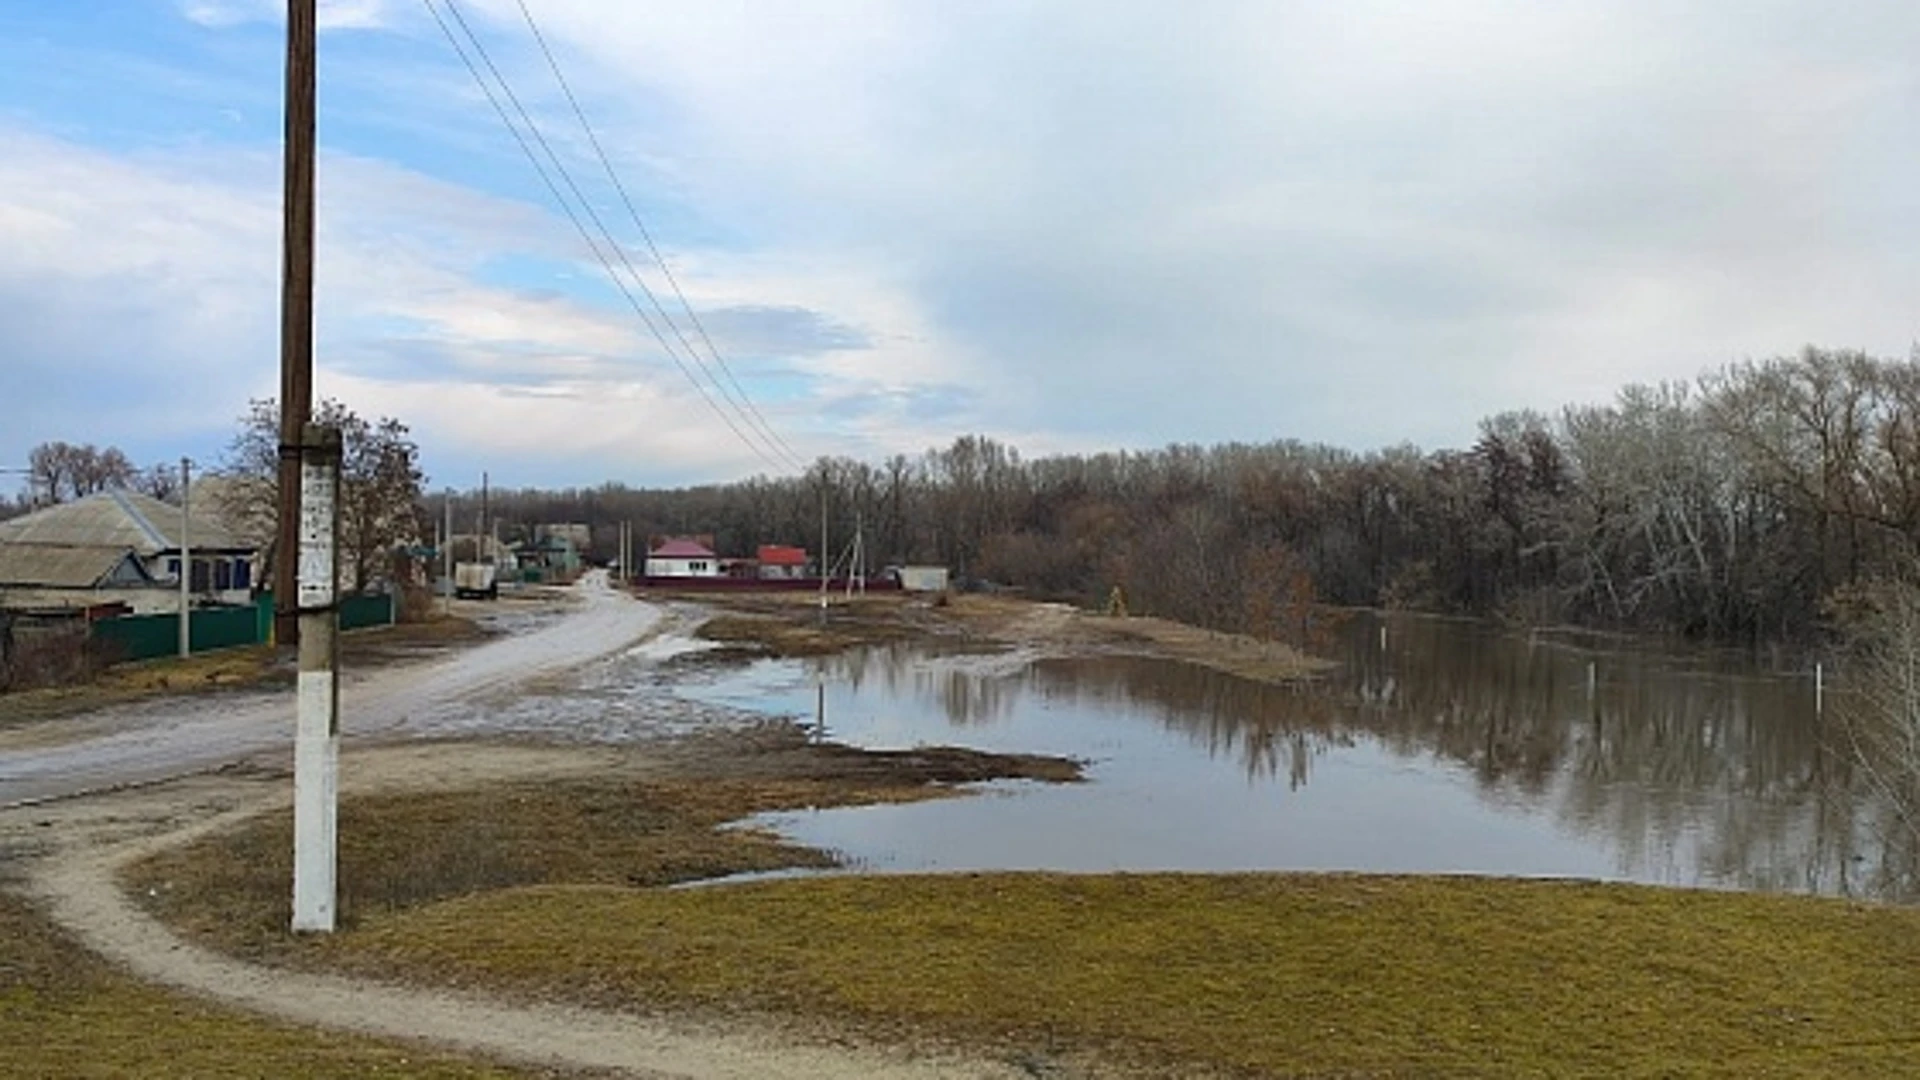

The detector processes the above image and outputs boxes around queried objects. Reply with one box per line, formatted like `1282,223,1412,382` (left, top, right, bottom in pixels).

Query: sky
1,1,1917,494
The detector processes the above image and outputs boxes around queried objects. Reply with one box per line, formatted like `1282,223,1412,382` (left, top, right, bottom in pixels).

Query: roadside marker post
292,423,342,933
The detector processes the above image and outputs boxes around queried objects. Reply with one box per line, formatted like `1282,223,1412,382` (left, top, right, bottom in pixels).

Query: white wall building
645,537,721,578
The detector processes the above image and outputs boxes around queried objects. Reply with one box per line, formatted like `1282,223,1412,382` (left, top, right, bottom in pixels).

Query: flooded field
669,611,1913,898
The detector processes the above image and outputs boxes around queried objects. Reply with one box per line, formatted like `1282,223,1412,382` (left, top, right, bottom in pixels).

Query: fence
86,592,396,664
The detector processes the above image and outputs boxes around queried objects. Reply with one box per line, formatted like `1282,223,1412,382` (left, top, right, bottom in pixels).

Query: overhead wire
442,0,802,471
420,0,799,472
508,0,809,471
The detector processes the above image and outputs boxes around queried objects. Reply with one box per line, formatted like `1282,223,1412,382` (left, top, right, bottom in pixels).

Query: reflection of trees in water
1024,656,1352,787
822,643,1018,727
1341,614,1916,898
819,621,1920,898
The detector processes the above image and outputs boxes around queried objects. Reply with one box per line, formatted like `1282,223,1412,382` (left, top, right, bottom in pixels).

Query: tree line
476,347,1920,645
16,346,1915,646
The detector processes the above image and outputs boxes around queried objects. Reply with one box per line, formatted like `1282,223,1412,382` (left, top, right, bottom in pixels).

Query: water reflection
701,613,1917,899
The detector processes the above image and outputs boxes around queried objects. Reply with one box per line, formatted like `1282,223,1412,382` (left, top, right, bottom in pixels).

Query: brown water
677,611,1909,897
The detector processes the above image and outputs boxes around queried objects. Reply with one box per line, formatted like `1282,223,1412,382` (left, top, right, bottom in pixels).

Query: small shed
897,565,950,593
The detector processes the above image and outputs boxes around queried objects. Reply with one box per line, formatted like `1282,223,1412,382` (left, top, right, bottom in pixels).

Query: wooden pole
441,488,453,617
178,457,191,658
274,0,317,648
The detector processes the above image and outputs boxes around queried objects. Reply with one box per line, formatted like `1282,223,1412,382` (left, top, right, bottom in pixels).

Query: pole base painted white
292,669,338,932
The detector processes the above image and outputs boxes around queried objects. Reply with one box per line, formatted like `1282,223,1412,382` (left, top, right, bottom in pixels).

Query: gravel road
0,570,663,807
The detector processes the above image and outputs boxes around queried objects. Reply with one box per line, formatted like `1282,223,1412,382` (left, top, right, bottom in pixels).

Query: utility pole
274,0,317,648
178,458,192,659
442,487,453,617
292,423,341,932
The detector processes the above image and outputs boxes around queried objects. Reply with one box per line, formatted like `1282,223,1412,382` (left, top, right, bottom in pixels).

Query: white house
0,490,257,613
645,537,720,578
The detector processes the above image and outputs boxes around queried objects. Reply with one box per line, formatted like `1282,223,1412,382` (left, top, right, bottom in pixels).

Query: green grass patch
294,874,1920,1077
0,891,529,1078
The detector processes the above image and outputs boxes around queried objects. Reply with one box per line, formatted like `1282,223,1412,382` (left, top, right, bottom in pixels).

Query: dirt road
7,743,1028,1079
0,571,663,807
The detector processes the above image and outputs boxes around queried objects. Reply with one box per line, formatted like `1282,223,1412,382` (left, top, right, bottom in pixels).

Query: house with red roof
644,536,719,578
756,544,809,580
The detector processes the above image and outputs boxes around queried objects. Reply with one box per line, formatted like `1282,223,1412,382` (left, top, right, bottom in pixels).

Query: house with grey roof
0,490,258,614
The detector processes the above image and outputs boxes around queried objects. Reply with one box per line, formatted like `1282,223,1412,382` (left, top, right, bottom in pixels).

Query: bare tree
221,398,425,594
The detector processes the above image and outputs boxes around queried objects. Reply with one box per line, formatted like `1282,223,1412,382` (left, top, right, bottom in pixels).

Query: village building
645,536,720,578
756,544,809,580
894,565,952,593
0,490,257,614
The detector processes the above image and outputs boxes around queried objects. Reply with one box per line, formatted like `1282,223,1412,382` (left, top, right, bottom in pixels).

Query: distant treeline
472,347,1920,645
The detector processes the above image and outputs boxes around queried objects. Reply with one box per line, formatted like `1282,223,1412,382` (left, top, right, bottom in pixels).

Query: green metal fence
88,592,396,663
340,593,395,631
91,605,262,663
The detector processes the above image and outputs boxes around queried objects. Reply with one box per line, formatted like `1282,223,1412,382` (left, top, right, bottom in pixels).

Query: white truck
453,561,499,600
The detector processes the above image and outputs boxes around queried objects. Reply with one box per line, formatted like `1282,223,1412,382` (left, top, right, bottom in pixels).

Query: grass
128,743,1079,962
127,743,1920,1077
0,890,534,1079
289,875,1920,1078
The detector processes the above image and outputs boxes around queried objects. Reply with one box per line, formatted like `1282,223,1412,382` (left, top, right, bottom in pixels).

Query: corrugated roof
650,538,717,558
0,542,145,589
757,545,808,565
0,490,249,554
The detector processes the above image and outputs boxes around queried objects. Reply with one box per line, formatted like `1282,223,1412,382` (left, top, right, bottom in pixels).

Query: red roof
757,545,808,566
650,538,716,558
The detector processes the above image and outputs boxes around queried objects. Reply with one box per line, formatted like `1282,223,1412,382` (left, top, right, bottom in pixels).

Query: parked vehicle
453,561,498,600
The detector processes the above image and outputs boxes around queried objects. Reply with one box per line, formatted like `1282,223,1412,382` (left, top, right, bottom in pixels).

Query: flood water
669,611,1913,898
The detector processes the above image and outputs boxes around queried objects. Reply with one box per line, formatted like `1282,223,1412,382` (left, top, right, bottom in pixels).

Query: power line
432,0,792,470
421,0,796,472
509,0,808,470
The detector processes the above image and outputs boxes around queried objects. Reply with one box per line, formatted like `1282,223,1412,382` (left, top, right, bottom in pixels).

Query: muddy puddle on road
669,612,1913,899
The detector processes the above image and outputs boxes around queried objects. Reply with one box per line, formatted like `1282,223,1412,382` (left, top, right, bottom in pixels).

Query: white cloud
13,1,1920,489
180,0,394,31
0,120,988,486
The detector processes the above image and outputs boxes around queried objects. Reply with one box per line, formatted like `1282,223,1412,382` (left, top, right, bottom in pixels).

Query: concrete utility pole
274,0,318,648
292,423,341,933
179,457,191,659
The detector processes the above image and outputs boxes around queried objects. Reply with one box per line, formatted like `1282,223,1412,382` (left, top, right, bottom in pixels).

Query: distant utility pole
274,0,317,648
178,457,191,659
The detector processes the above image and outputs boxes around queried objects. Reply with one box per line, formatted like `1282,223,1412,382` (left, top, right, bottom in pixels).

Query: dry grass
128,740,1080,964
124,732,1920,1076
0,891,534,1078
302,874,1920,1078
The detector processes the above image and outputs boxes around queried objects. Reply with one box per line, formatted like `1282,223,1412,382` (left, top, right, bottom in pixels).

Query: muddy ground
675,589,1330,684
